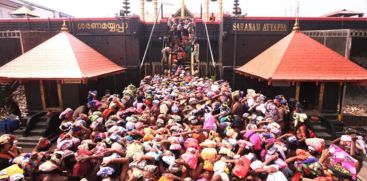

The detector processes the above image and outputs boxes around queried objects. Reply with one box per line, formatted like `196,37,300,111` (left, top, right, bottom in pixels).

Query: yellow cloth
201,147,217,160
158,176,172,181
203,160,214,171
0,164,24,176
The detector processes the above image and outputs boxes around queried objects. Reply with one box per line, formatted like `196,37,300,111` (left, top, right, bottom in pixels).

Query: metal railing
203,21,216,69
140,4,162,69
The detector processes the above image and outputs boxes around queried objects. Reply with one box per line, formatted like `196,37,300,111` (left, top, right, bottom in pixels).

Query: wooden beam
19,32,24,54
191,50,194,75
40,80,64,112
39,80,46,111
57,81,63,110
295,82,300,101
318,82,325,112
338,83,347,121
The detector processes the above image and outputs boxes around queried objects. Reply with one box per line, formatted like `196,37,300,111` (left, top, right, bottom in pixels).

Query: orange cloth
296,149,311,160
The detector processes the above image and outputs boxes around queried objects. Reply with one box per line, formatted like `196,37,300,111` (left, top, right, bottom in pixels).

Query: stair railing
140,3,162,71
44,112,61,139
24,111,45,137
203,21,216,75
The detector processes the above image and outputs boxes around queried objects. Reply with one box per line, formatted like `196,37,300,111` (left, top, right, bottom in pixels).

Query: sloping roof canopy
0,31,126,81
322,9,364,17
11,6,38,17
235,30,367,83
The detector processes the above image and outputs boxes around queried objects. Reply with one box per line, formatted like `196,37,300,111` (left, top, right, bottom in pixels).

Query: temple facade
0,9,367,113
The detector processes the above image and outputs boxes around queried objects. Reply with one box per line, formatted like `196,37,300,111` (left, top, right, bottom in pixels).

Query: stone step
17,141,37,148
334,126,344,132
325,140,333,146
29,128,45,136
312,124,328,132
33,121,48,129
12,128,25,137
335,131,344,137
315,132,334,140
17,136,42,143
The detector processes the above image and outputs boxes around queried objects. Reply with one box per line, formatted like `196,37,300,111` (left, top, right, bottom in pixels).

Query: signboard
76,21,128,33
73,19,137,35
233,23,287,32
230,21,290,35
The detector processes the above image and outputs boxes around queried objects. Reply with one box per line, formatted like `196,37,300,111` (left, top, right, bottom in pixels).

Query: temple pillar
205,0,209,21
140,0,145,21
181,0,185,18
218,0,223,19
154,0,158,19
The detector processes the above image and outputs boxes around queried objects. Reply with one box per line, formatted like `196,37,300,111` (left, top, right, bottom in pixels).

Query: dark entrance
299,83,320,110
40,80,62,111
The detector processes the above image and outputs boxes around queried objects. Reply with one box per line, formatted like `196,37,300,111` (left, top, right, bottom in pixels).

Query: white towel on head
266,171,287,181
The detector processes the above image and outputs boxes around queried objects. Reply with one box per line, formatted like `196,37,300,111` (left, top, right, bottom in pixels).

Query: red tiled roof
235,31,367,82
0,31,126,81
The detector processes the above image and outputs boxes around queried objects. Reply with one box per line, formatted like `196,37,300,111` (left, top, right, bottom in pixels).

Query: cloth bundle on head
10,173,24,181
184,138,199,149
231,90,240,101
171,115,181,122
305,138,325,152
293,113,307,127
87,100,101,109
89,112,102,122
97,167,115,177
243,130,262,151
181,151,198,169
57,139,73,151
340,135,351,142
213,160,229,176
94,132,107,142
160,104,169,115
201,147,217,160
188,115,198,124
232,156,250,179
250,160,263,170
295,149,311,160
88,90,98,97
246,89,256,98
134,122,145,129
162,152,176,166
203,113,217,131
171,104,179,113
255,104,266,114
126,142,144,159
59,108,73,120
39,161,58,172
219,147,235,158
0,134,11,145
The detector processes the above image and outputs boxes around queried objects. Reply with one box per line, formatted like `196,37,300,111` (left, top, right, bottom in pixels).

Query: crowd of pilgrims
0,67,366,181
162,16,199,73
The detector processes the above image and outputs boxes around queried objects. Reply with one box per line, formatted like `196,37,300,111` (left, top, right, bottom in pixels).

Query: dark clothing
0,153,13,170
